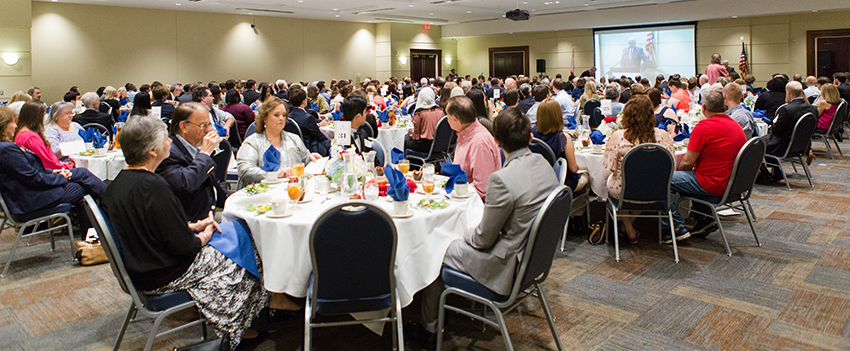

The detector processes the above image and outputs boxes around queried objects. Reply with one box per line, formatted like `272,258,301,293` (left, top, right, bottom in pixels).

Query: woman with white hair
404,87,444,153
44,101,84,162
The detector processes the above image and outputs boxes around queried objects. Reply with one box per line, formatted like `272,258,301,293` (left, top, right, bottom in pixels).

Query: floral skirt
145,245,269,349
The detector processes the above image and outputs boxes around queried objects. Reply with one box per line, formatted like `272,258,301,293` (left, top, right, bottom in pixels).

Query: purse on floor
587,221,606,245
74,240,108,266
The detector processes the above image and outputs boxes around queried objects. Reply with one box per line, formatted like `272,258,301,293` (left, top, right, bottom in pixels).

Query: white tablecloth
755,122,769,137
320,125,412,153
69,150,127,181
574,145,686,201
221,183,484,308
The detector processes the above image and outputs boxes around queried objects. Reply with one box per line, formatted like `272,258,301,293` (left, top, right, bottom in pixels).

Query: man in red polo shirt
661,88,747,242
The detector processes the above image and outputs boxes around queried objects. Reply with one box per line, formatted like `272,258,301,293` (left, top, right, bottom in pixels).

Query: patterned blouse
45,123,84,159
603,128,674,199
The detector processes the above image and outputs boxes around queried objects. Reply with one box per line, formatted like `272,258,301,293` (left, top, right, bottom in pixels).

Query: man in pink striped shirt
446,96,501,199
704,53,729,85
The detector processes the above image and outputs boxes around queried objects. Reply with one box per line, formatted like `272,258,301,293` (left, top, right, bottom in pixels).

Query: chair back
830,100,848,134
619,143,675,212
782,113,817,158
309,202,397,315
512,186,572,297
0,190,21,227
82,195,148,309
82,123,109,137
553,158,567,185
245,122,256,139
589,108,605,128
291,120,304,140
529,138,557,166
719,137,766,204
369,138,386,167
211,140,232,184
359,123,375,139
583,99,601,117
424,116,456,160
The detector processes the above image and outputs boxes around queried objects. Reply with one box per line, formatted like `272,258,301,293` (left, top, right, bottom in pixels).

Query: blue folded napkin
118,110,128,122
78,128,94,142
391,148,405,164
214,123,228,137
589,130,606,145
565,116,577,130
331,108,343,121
385,166,409,202
439,162,468,194
92,131,107,148
377,109,391,123
753,109,770,124
742,105,752,112
673,123,690,142
309,102,318,112
112,126,117,135
657,118,677,130
260,145,281,172
208,219,259,279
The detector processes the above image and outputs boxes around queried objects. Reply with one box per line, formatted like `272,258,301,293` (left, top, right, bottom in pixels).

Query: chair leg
833,137,843,157
668,211,679,263
745,199,758,222
800,158,814,188
778,160,791,190
535,283,564,351
47,219,55,251
611,207,620,262
303,304,312,351
436,292,449,351
394,294,405,351
822,136,834,159
791,162,798,174
560,213,568,252
113,302,135,351
144,314,167,351
490,306,514,351
64,214,75,260
1,226,26,279
741,200,760,247
584,198,591,228
710,206,732,256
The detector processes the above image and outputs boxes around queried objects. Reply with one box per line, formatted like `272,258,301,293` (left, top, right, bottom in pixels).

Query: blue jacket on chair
0,142,67,216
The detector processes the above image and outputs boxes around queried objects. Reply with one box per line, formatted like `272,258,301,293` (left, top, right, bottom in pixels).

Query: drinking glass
397,159,410,177
293,162,305,178
363,182,379,202
342,173,358,200
287,178,304,209
422,171,435,200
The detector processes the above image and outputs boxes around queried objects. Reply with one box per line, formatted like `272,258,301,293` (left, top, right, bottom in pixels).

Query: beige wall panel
750,44,790,65
0,0,32,28
697,26,751,46
751,24,791,45
0,77,34,99
0,28,32,52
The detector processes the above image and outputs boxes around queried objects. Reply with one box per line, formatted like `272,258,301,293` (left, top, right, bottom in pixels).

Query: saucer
391,210,414,218
298,195,313,204
92,154,109,158
450,192,473,199
266,211,292,218
262,179,282,185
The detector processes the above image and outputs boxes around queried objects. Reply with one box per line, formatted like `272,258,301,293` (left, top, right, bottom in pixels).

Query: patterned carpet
2,139,850,351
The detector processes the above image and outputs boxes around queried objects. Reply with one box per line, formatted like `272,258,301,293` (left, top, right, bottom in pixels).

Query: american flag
739,42,749,75
645,32,656,62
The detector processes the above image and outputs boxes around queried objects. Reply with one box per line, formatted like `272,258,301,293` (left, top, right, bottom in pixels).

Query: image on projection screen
594,24,695,80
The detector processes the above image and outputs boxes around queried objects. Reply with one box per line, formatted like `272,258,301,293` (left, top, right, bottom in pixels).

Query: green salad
418,199,448,209
244,183,269,195
246,204,272,214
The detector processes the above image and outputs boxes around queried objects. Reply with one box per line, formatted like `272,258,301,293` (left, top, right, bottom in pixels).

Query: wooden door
411,54,438,82
816,37,850,79
489,46,529,78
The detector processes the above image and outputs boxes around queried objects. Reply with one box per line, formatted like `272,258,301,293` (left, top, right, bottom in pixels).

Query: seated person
532,98,588,191
603,95,675,244
0,106,105,237
603,85,625,118
150,85,176,124
416,106,560,338
446,96,502,199
286,86,331,156
45,101,84,163
102,115,268,349
724,83,755,138
761,81,818,181
15,102,74,170
72,92,114,137
404,88,444,153
754,76,789,122
237,97,322,186
155,102,229,222
815,83,841,134
526,84,550,124
667,78,691,113
339,95,374,157
663,89,747,238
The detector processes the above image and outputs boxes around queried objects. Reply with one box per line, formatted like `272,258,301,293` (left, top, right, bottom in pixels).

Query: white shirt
526,102,541,124
553,90,576,118
803,85,820,99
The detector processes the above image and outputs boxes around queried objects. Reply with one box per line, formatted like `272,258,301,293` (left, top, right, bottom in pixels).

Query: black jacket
73,109,114,136
765,98,818,156
155,135,228,222
286,108,330,156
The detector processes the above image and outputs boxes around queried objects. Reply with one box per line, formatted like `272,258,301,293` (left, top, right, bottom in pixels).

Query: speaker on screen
537,59,546,73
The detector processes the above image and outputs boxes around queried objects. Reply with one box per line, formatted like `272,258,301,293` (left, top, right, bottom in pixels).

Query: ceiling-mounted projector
506,9,529,21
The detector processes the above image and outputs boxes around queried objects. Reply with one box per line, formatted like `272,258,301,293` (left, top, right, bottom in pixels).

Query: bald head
786,81,803,99
805,76,817,87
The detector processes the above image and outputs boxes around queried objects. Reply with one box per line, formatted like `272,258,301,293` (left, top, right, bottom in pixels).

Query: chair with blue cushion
406,117,456,170
83,196,207,351
529,137,556,166
678,137,765,256
605,143,678,262
0,191,74,278
245,122,256,139
436,186,571,351
305,201,403,351
369,138,387,167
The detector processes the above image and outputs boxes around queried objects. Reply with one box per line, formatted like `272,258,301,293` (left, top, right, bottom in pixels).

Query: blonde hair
820,84,841,105
9,91,32,104
103,86,118,100
255,96,286,134
582,81,597,102
0,106,16,142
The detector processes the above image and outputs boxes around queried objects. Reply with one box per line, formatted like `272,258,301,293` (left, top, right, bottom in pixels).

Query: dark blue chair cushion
308,275,392,315
441,267,509,303
405,149,428,159
14,203,72,223
144,290,193,312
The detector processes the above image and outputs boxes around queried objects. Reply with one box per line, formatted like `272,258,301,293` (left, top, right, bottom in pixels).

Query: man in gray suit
414,106,560,342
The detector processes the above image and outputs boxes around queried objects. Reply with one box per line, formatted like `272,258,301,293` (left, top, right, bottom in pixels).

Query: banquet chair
369,138,387,167
437,186,571,351
812,100,846,159
584,99,603,128
211,140,232,189
605,143,679,262
678,138,765,256
359,122,375,139
82,122,110,138
245,122,256,139
529,138,556,165
763,113,817,190
553,158,567,184
285,120,304,141
305,202,404,351
0,190,74,278
406,116,456,170
83,196,207,351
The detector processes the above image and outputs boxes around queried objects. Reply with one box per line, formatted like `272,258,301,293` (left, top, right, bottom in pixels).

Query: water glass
363,182,379,202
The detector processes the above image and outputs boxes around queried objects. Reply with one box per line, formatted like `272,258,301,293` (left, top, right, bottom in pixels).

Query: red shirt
670,90,691,113
687,114,746,196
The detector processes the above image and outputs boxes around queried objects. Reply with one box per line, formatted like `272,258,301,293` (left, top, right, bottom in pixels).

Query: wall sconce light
2,55,19,66
399,57,407,65
445,57,452,64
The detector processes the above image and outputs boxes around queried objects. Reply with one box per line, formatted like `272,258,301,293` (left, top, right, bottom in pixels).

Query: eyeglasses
184,121,212,129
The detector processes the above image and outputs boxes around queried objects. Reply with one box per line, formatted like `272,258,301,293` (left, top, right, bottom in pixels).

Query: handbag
74,240,108,266
174,333,230,351
587,221,606,245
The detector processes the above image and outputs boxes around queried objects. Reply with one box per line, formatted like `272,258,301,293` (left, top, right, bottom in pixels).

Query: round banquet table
755,121,769,137
221,181,484,309
68,150,127,181
320,124,412,153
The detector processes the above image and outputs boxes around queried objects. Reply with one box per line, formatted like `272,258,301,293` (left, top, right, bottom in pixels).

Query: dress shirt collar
457,119,484,142
504,147,531,167
176,134,199,158
726,103,746,115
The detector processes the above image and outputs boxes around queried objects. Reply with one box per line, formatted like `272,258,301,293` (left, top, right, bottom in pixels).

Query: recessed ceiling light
175,2,181,5
51,0,58,2
732,15,737,18
409,4,414,7
555,1,560,3
333,8,337,11
429,12,434,15
812,9,817,12
335,14,340,17
248,12,253,15
522,1,527,4
466,10,471,13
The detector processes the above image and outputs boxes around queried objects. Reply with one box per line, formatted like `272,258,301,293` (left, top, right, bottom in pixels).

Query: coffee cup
271,197,288,215
682,138,690,146
264,171,278,182
84,142,94,151
393,200,409,216
592,144,603,153
454,183,468,196
95,147,107,156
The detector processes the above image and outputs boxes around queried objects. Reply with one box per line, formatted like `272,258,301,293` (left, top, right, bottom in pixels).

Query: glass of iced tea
397,159,410,177
287,178,303,209
293,162,305,178
422,172,435,200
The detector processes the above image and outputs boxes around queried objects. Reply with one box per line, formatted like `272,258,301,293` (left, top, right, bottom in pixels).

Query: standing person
704,53,729,85
446,96,501,199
